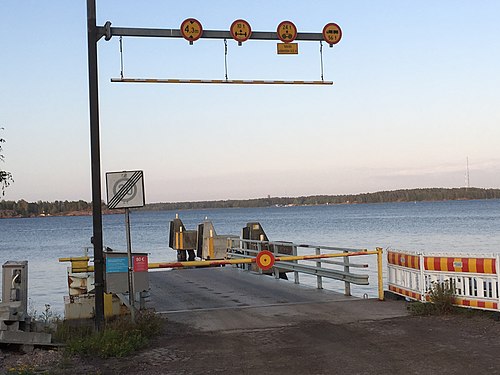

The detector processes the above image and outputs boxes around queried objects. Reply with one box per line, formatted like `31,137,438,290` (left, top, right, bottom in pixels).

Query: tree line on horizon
1,187,499,218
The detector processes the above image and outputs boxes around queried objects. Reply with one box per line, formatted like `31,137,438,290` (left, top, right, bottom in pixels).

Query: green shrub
56,310,164,358
409,280,455,316
429,279,455,314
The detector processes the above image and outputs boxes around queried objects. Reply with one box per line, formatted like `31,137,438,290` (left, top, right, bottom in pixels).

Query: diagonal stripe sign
106,170,145,209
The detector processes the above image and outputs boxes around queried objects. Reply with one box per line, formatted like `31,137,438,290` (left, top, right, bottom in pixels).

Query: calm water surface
1,199,499,314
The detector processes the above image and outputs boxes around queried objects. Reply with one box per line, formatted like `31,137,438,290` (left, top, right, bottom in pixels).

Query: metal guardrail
227,238,383,299
388,249,500,311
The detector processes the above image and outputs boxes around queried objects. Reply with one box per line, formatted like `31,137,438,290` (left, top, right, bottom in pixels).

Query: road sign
106,170,145,209
133,255,149,272
277,43,298,55
106,256,129,273
277,21,297,43
256,250,275,271
180,18,203,43
322,23,342,45
230,19,252,44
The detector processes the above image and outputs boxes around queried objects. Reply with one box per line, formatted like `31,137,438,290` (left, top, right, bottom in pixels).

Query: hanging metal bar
110,78,333,85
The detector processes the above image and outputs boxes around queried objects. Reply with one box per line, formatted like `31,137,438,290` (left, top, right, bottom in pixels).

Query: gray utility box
2,261,28,317
104,252,149,294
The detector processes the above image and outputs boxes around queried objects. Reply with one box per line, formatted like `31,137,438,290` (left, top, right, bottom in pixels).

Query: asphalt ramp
148,267,408,332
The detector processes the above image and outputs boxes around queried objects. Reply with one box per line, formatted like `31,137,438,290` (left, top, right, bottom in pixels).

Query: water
1,199,499,314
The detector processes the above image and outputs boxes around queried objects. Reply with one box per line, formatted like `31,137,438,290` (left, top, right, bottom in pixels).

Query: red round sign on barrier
256,250,275,270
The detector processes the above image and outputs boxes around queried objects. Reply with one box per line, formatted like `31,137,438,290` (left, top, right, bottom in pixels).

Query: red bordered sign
277,21,297,43
180,18,203,43
133,255,149,272
256,250,275,271
322,23,342,45
230,19,252,43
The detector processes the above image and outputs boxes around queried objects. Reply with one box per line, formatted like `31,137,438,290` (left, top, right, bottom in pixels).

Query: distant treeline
0,199,93,218
142,188,500,211
1,188,500,218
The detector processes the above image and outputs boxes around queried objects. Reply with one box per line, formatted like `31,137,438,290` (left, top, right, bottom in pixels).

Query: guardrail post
316,247,323,289
377,247,384,301
273,243,280,279
293,245,299,284
343,250,351,296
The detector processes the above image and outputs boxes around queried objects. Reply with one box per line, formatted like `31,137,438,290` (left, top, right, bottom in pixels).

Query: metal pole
293,245,299,284
87,0,105,330
344,250,351,296
125,208,136,322
377,247,384,301
316,247,323,289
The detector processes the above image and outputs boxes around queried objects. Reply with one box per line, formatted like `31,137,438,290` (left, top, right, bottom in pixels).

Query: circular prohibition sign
276,20,297,43
256,250,275,271
180,18,203,43
230,19,252,43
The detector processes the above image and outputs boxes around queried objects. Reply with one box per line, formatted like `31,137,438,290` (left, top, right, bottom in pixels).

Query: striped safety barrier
387,250,500,312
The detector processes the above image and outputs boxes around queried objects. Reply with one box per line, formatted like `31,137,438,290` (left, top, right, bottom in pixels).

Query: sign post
106,170,145,321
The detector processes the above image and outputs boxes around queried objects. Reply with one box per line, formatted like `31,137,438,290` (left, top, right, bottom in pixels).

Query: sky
1,1,499,203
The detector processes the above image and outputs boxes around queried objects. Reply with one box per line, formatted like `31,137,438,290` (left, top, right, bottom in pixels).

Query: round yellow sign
322,23,342,45
256,250,275,271
230,19,252,43
180,18,203,43
277,21,297,43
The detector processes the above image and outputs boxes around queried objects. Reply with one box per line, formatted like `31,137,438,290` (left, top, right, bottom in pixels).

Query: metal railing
227,238,383,300
388,249,500,311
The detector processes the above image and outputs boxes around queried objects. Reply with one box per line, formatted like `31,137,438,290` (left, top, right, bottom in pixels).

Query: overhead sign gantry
86,0,342,329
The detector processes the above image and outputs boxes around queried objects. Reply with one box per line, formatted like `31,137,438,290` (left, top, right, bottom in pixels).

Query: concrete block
0,330,51,345
0,320,20,331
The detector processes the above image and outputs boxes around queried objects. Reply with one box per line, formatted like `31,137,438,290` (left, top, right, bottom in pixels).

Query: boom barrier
388,249,500,311
60,244,384,300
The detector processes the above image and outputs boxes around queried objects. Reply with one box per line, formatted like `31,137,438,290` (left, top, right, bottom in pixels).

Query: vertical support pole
257,241,262,274
343,250,351,296
293,245,299,284
87,0,104,330
125,208,135,322
496,255,500,312
377,247,384,301
316,247,323,289
419,253,426,302
273,243,279,279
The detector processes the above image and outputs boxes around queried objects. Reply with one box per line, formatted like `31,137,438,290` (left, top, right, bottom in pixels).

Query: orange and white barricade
387,249,500,311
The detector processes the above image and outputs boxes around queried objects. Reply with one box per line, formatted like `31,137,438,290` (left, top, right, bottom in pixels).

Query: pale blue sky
1,1,499,202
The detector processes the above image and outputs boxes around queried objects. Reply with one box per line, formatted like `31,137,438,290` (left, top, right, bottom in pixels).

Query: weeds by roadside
408,280,499,320
54,310,164,358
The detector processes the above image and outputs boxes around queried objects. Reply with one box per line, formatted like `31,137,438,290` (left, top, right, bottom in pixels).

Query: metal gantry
86,0,340,328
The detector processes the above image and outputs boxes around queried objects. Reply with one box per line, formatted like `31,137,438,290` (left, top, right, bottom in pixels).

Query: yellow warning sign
277,43,298,55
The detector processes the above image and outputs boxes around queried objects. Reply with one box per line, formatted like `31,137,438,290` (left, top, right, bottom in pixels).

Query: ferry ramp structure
148,267,407,332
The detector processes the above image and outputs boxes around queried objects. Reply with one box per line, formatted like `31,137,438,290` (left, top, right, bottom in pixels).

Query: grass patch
54,310,164,358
